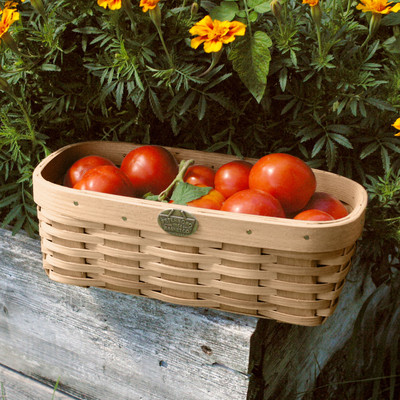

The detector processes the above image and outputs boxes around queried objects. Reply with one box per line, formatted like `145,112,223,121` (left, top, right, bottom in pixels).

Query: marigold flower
97,0,122,10
356,0,400,14
189,16,246,53
0,3,19,39
302,0,319,6
140,0,160,12
392,118,400,136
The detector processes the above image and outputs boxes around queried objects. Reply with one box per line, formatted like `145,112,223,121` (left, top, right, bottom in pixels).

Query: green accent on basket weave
122,216,127,221
73,201,79,206
246,229,252,235
304,235,310,240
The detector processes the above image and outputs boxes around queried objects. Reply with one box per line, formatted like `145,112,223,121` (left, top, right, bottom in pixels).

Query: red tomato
301,192,349,219
63,155,114,187
73,165,137,197
187,189,225,210
120,145,179,197
214,160,253,199
184,165,215,187
293,209,334,221
220,189,285,217
249,153,316,214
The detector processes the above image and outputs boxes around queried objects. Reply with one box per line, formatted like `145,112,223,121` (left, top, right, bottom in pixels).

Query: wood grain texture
0,365,75,400
0,228,257,400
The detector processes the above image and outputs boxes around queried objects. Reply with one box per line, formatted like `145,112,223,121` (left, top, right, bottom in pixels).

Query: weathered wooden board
0,228,257,400
0,364,75,400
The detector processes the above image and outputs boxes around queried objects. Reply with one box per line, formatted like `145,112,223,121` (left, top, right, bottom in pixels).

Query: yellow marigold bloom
140,0,160,12
302,0,319,6
189,16,246,53
0,3,20,39
356,0,400,14
392,118,400,136
97,0,122,10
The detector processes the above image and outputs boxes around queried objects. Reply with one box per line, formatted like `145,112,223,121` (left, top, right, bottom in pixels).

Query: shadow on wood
246,256,376,400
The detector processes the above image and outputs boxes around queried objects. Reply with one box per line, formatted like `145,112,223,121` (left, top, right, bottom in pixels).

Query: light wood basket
32,141,368,326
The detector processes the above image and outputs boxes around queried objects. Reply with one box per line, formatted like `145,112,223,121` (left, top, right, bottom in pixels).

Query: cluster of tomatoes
64,145,349,221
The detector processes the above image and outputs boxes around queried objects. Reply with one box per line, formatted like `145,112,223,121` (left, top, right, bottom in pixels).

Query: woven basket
32,141,368,326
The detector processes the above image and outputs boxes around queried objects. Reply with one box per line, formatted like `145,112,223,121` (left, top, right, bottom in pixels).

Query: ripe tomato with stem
120,145,179,197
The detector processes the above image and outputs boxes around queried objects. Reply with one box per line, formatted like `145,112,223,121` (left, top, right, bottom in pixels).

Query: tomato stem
157,159,194,201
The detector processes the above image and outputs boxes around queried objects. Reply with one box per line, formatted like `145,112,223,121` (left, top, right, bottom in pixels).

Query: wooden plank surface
0,228,257,400
0,364,76,400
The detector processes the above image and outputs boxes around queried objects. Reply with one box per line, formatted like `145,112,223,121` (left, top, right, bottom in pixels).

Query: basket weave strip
47,270,102,287
141,290,219,308
142,261,220,279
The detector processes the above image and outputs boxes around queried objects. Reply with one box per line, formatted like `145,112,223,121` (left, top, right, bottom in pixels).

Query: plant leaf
229,31,272,103
210,1,239,21
148,89,164,121
170,182,212,205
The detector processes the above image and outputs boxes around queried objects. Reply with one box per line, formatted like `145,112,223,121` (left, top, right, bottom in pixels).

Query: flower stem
359,33,371,52
316,24,323,58
122,0,137,34
177,0,188,21
156,26,174,68
157,159,194,201
242,0,253,37
197,50,222,77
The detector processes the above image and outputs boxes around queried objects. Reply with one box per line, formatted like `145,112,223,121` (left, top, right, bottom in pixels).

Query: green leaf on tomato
170,182,212,205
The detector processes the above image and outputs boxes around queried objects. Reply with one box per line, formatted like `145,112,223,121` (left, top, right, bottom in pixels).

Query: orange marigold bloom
356,0,400,14
0,3,19,39
140,0,160,12
189,16,246,53
392,118,400,136
302,0,319,6
97,0,122,10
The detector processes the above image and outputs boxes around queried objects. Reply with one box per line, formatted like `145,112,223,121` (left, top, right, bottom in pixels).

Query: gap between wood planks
0,363,79,400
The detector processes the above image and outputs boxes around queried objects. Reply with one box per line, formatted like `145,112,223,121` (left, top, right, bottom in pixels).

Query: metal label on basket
158,209,198,236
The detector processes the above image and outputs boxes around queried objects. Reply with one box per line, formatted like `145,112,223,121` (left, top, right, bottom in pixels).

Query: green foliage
360,169,400,285
0,0,398,272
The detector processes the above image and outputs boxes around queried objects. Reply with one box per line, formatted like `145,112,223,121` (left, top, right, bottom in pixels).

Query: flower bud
310,3,322,27
271,0,282,21
369,13,382,37
190,2,199,18
31,0,46,17
149,4,161,30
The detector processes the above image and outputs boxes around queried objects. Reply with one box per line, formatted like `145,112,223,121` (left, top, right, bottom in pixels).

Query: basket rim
33,141,368,251
33,140,368,229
